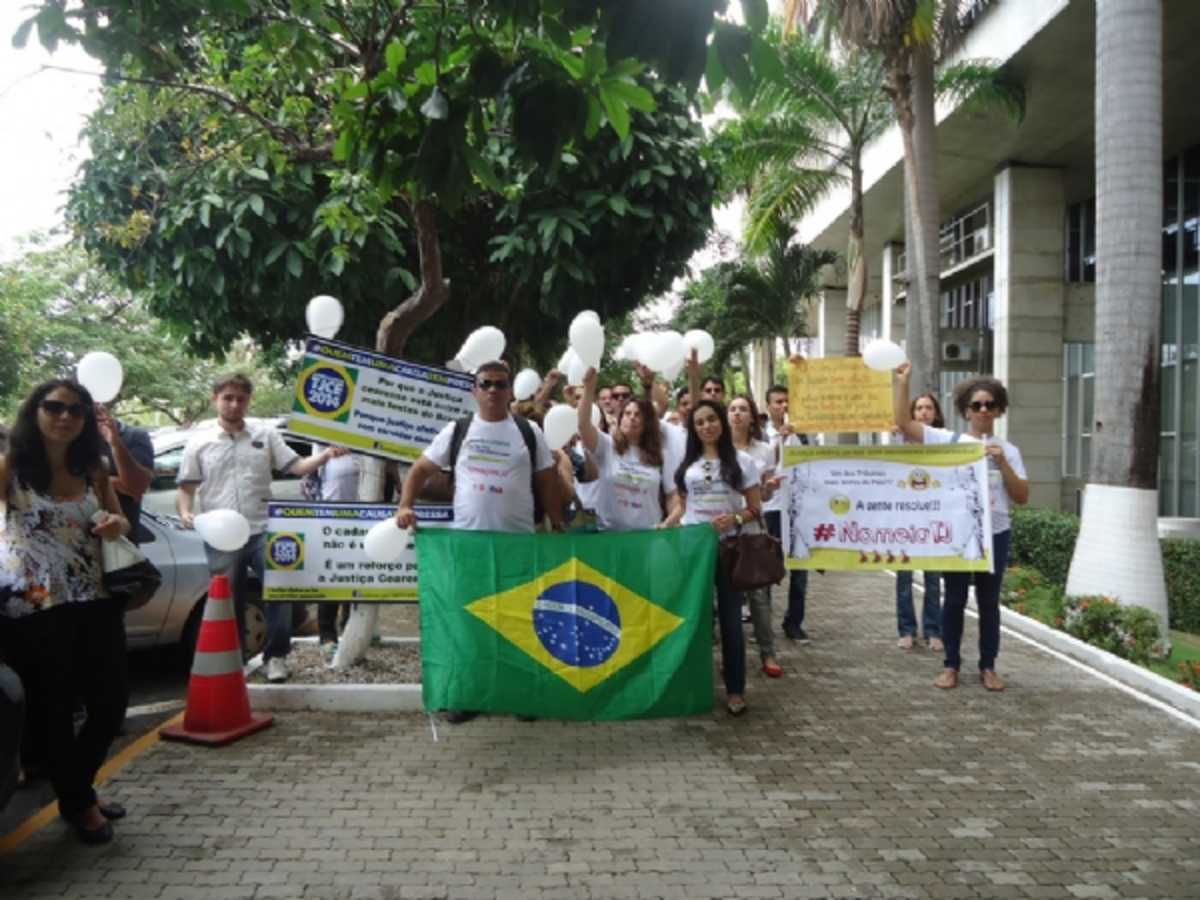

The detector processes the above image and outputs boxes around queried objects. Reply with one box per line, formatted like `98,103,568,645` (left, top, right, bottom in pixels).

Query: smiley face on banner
293,359,357,421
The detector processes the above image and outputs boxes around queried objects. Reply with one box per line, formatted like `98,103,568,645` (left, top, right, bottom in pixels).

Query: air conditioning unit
941,340,976,364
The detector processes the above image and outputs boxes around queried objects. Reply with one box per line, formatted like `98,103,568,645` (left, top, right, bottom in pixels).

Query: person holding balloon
576,367,671,532
176,373,347,684
0,379,131,844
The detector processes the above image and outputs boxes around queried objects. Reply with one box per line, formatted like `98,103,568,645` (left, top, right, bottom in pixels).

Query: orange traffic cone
161,574,273,746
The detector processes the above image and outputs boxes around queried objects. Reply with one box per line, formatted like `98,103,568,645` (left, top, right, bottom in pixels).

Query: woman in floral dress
0,379,130,844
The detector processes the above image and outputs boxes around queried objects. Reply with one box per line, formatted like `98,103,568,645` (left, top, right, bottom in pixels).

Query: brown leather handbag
719,522,787,591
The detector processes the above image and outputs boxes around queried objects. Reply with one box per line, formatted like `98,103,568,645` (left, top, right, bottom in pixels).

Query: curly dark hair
8,379,106,494
953,377,1009,417
612,398,662,466
675,399,743,494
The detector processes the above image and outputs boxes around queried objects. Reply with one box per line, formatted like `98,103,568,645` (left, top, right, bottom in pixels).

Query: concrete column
881,243,896,344
818,288,848,358
992,164,1067,509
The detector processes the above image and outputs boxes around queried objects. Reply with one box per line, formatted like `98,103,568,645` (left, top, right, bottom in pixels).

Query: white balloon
363,519,410,564
682,329,715,364
455,326,507,371
862,339,907,371
193,509,250,552
644,331,686,373
662,358,685,382
513,368,541,401
306,294,344,340
565,350,588,387
627,333,656,366
580,310,601,324
569,313,605,369
543,404,577,450
76,351,123,403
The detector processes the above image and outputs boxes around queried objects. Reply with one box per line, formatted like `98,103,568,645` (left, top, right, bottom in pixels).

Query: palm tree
782,0,975,397
719,34,892,357
1066,0,1168,625
727,233,839,386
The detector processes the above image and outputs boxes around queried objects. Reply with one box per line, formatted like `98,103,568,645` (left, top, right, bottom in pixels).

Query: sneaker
320,641,338,666
265,657,289,683
783,624,811,644
897,635,914,650
927,636,944,653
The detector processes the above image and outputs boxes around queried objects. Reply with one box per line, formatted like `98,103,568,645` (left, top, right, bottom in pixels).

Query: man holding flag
395,360,562,723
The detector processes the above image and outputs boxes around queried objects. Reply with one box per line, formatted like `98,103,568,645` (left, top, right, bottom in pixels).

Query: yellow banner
787,357,892,433
783,443,985,468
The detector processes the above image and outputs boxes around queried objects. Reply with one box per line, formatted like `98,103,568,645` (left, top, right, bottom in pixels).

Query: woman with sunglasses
577,367,668,531
893,392,946,653
893,364,1029,691
662,399,763,716
0,380,130,843
727,394,785,679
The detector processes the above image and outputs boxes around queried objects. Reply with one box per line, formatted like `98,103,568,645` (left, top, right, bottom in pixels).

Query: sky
0,4,101,260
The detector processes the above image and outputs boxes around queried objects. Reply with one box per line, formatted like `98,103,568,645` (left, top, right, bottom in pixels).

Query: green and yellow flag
417,526,717,720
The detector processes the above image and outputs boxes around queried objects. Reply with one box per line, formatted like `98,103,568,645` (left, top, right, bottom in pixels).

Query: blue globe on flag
532,581,622,668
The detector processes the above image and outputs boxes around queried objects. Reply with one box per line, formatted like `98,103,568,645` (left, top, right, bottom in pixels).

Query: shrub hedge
1010,507,1200,635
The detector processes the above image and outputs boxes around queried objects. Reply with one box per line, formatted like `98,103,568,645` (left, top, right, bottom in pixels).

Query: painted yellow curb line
0,710,184,855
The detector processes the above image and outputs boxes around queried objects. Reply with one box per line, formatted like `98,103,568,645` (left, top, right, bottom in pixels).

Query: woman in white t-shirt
662,400,763,716
894,363,1029,692
728,394,785,679
576,367,668,531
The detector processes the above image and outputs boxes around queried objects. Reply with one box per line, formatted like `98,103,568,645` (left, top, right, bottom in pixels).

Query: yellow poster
787,357,892,433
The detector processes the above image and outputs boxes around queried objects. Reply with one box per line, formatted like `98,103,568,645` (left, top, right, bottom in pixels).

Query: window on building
939,201,992,271
940,275,992,330
1066,199,1096,283
1062,343,1094,478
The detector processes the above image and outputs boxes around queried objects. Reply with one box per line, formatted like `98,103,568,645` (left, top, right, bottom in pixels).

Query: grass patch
1148,629,1200,683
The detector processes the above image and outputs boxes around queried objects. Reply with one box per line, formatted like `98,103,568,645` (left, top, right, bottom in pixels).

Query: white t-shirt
591,432,669,531
425,415,554,533
660,421,688,495
679,450,761,532
922,425,1027,534
311,445,360,501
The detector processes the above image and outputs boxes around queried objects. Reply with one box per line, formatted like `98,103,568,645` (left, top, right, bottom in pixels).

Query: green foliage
1061,596,1164,666
0,235,290,425
1160,539,1200,635
1009,506,1081,589
40,2,742,366
999,565,1065,627
1010,506,1200,636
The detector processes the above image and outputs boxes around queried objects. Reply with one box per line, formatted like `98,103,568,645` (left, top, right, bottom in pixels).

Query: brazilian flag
417,526,717,720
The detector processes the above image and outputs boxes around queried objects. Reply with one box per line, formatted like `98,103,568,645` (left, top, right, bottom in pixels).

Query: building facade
796,0,1199,514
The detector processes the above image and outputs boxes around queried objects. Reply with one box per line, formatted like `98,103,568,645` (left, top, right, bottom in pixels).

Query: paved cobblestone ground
3,570,1199,900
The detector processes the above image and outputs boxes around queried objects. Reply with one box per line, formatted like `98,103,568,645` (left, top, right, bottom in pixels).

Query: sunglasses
40,400,89,419
968,400,998,412
611,391,632,401
476,378,510,391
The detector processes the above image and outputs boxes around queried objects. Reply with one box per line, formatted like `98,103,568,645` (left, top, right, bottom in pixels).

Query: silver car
129,510,269,659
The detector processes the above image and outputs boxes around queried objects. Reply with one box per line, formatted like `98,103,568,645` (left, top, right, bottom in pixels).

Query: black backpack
447,414,545,524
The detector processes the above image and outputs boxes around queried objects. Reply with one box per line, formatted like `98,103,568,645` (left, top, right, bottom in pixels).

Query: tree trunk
844,159,866,357
891,45,941,398
1066,0,1167,626
335,198,449,670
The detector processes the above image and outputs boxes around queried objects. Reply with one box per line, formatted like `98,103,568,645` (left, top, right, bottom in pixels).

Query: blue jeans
896,571,942,638
765,511,808,630
204,531,292,662
714,567,746,696
941,530,1010,671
